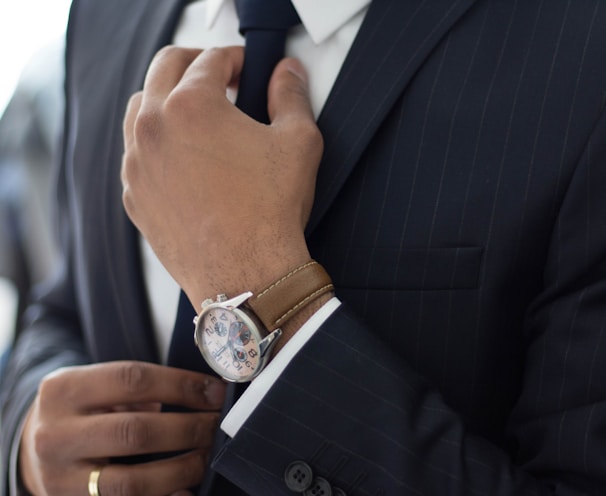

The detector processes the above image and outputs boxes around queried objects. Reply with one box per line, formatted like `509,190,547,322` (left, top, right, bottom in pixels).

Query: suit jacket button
284,460,313,492
304,477,332,496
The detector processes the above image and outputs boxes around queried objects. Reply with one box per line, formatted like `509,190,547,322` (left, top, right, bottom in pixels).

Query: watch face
196,306,262,382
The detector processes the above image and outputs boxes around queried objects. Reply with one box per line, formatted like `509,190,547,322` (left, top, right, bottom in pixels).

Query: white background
0,0,72,114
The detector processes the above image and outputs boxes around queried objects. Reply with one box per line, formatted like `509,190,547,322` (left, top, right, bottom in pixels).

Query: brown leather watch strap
247,260,334,330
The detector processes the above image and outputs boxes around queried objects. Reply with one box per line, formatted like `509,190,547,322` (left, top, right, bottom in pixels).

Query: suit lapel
307,0,479,234
93,0,190,360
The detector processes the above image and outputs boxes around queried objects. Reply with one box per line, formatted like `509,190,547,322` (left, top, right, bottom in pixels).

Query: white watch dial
197,306,262,382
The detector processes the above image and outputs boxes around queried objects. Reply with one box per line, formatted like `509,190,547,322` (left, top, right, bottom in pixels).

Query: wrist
187,244,312,309
192,260,333,382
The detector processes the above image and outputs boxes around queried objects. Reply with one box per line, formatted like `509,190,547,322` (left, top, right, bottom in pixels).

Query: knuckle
33,423,58,461
153,44,200,66
204,46,227,63
275,70,306,100
125,91,142,115
155,44,182,61
121,185,136,219
37,368,69,407
133,108,162,145
116,415,151,450
37,377,58,406
120,157,139,218
117,362,151,395
164,87,215,137
150,44,200,77
164,84,210,120
180,376,204,400
120,153,138,188
292,120,323,148
163,87,192,116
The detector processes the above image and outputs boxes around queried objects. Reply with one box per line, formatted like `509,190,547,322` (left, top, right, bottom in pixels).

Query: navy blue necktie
235,0,301,123
167,0,301,372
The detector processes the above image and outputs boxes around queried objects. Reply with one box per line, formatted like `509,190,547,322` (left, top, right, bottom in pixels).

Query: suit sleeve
0,166,90,495
211,107,606,495
0,57,90,496
0,246,90,496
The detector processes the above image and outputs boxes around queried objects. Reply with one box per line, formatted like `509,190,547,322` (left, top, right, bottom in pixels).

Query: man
2,0,606,494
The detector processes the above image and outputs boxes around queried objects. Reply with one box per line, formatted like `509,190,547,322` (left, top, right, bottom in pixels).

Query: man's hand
121,46,323,308
19,362,225,496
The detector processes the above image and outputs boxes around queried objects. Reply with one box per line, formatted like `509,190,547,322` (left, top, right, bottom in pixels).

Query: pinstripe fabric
2,0,606,494
217,0,606,493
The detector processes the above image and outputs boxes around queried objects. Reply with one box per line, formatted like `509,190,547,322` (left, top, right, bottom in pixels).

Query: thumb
267,58,315,125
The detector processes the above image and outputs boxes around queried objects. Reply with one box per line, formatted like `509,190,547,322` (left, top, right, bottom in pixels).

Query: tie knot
235,0,301,34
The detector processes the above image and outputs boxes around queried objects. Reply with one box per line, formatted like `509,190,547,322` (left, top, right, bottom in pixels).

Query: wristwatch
193,261,334,382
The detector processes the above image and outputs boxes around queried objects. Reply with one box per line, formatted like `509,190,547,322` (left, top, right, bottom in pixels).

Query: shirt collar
205,0,371,44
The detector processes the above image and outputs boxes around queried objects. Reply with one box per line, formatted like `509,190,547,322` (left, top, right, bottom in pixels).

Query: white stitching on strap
272,283,335,326
255,261,318,300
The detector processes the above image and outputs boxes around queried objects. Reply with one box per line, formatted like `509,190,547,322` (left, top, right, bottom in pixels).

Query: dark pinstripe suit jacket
2,0,606,494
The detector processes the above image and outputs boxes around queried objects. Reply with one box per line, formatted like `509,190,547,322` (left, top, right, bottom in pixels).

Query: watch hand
227,336,245,363
228,321,241,339
213,344,228,358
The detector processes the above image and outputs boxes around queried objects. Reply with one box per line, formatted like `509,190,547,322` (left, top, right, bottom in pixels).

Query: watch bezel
194,299,269,383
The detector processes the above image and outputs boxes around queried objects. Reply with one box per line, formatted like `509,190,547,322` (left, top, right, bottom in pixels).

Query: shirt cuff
221,297,341,437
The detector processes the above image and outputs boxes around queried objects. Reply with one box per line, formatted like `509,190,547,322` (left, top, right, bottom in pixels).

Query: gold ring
88,466,103,496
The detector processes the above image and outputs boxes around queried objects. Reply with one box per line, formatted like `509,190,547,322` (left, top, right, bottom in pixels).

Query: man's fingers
178,45,245,97
111,402,162,413
143,46,203,98
127,47,202,157
68,412,219,459
94,451,206,496
40,362,225,413
267,58,315,125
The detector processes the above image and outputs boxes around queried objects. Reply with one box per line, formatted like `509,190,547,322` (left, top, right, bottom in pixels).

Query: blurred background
0,0,72,371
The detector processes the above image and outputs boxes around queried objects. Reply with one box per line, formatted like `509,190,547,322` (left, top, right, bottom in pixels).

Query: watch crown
216,294,228,302
201,298,214,309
